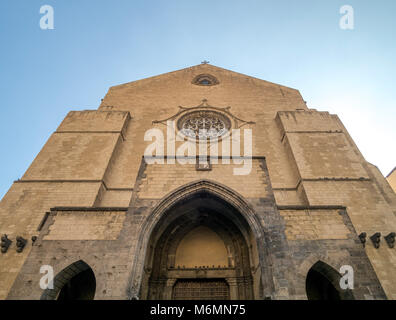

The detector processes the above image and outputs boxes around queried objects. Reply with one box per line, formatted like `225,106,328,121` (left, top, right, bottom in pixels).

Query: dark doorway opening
306,268,340,300
57,268,96,300
306,261,354,300
40,260,96,300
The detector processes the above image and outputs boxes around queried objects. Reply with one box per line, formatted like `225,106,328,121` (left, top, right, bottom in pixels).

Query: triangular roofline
109,63,300,92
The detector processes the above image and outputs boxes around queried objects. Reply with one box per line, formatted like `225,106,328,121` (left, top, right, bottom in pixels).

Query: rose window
177,111,231,139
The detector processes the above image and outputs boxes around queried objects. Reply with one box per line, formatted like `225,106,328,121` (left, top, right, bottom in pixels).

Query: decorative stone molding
384,232,395,248
1,234,12,254
16,236,27,253
358,232,367,247
152,99,255,141
144,179,262,238
370,232,381,249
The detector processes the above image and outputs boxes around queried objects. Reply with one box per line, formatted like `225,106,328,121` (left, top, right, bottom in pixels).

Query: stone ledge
50,207,128,212
277,205,346,210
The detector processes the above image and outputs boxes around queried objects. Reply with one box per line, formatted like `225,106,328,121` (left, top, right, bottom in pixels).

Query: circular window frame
176,110,232,143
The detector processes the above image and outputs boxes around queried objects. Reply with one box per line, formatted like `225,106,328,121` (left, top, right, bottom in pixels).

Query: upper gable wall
99,64,307,118
96,65,307,189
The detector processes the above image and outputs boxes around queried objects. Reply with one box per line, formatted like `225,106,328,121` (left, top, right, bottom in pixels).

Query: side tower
1,64,394,300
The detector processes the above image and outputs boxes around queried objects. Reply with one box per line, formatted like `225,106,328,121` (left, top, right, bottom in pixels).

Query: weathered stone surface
1,64,395,300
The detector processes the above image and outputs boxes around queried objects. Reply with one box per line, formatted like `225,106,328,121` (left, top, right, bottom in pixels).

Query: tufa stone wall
1,64,395,300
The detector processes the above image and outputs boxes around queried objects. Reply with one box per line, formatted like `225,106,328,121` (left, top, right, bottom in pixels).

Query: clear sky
0,0,395,199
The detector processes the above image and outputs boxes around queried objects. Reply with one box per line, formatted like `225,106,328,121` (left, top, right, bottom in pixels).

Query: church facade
1,64,395,300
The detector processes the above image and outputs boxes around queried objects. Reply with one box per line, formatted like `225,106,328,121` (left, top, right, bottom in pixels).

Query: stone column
164,278,177,299
226,278,238,300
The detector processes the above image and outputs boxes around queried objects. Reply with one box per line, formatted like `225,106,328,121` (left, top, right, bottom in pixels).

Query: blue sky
0,0,395,199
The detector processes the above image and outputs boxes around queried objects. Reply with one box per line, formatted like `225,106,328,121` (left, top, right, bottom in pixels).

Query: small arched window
192,74,219,86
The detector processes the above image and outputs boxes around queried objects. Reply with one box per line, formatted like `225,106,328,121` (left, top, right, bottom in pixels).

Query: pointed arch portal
133,180,267,300
306,261,354,300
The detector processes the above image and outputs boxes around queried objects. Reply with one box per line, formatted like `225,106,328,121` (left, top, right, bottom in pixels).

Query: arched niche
174,226,229,268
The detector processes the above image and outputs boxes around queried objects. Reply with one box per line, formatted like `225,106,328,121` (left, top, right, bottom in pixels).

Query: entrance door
172,279,230,300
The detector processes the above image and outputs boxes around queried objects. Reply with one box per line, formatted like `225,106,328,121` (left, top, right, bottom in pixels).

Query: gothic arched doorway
141,190,260,300
306,261,354,300
41,260,96,300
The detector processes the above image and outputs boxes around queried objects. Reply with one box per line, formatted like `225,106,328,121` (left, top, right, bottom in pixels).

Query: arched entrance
140,188,261,300
306,261,354,300
41,260,96,300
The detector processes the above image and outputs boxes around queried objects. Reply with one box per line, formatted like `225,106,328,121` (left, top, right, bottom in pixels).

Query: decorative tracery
152,99,255,141
177,110,231,139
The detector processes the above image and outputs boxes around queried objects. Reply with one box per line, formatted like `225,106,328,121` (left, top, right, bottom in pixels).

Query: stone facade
387,167,396,193
1,64,395,300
